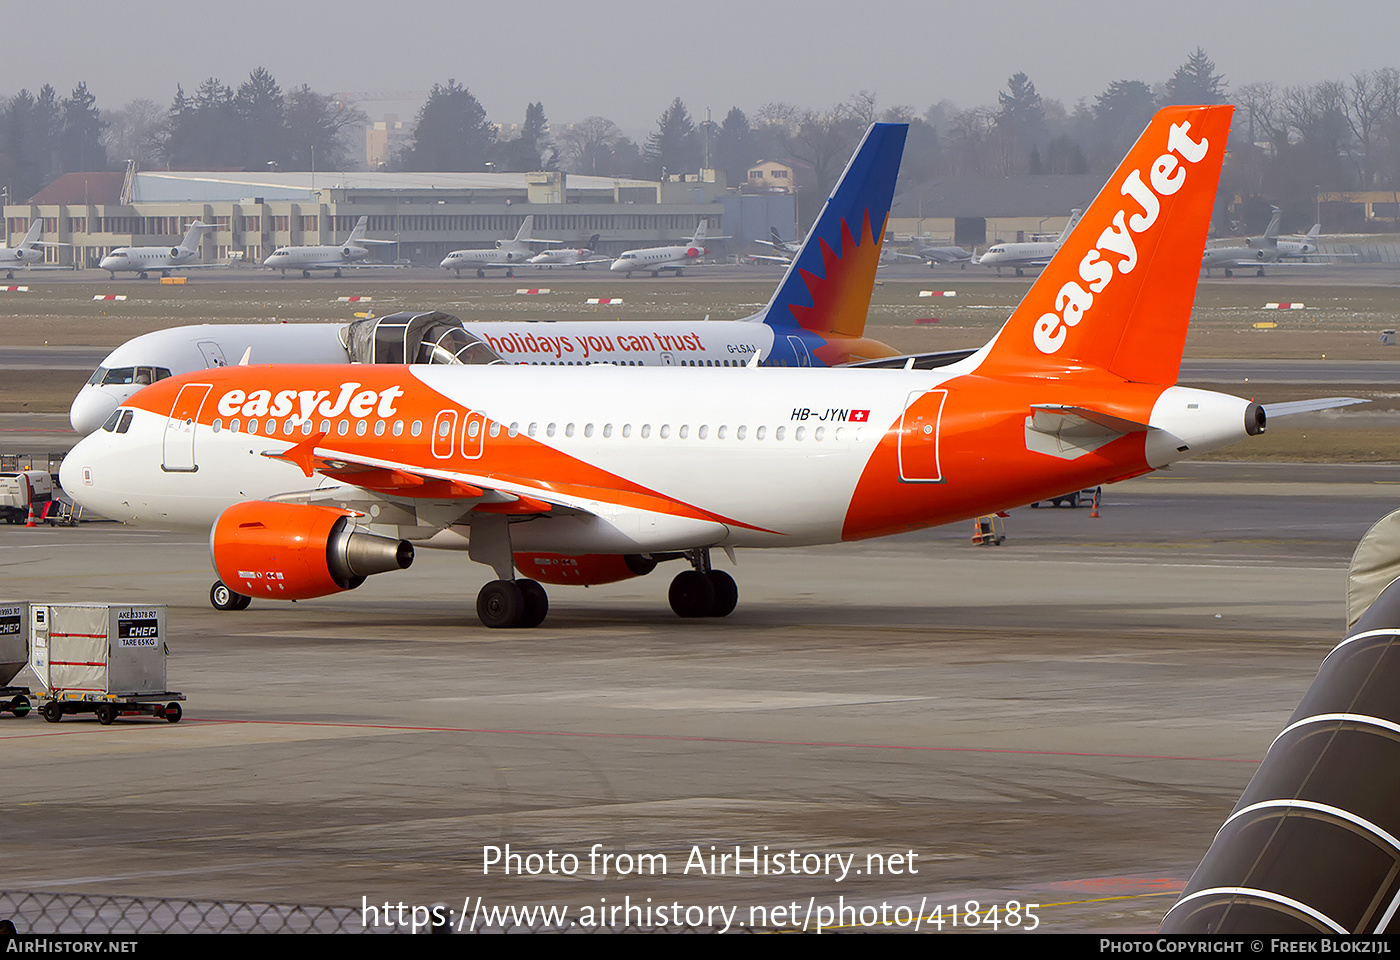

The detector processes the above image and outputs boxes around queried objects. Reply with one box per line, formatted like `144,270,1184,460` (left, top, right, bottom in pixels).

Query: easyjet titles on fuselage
1033,120,1212,355
216,382,404,423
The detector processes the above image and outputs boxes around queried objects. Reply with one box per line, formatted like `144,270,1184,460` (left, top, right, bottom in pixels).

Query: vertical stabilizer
345,216,368,244
747,122,908,338
1056,209,1084,243
179,221,212,251
976,105,1233,385
17,219,42,249
513,216,535,243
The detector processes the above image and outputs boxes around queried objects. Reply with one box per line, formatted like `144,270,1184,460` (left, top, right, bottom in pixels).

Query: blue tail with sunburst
743,122,908,366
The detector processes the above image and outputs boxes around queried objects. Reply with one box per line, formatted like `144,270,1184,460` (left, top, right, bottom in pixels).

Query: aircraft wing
261,433,577,518
356,239,402,247
746,253,792,265
572,257,614,267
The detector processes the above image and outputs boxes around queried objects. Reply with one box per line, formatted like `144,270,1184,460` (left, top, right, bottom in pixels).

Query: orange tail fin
978,105,1233,384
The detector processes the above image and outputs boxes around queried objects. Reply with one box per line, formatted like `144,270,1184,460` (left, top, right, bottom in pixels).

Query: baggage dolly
38,691,184,725
1,685,30,717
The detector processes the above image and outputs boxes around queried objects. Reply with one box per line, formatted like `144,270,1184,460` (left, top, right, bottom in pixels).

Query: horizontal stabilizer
1263,397,1368,418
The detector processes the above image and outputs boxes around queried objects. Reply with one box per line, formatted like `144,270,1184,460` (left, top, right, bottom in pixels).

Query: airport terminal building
3,168,796,269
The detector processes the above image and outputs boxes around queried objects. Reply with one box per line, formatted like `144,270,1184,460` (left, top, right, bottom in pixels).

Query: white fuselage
99,246,198,276
440,243,534,272
0,245,42,269
70,319,788,434
61,360,1256,558
264,244,370,273
528,248,593,266
977,241,1059,270
610,244,706,274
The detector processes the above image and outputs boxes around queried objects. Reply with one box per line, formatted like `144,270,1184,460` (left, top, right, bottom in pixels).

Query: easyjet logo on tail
1033,121,1211,355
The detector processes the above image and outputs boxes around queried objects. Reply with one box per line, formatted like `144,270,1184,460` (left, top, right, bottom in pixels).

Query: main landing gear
210,580,252,611
667,549,737,619
473,547,738,628
477,578,548,629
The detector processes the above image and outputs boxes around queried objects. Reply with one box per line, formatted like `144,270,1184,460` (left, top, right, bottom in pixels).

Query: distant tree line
6,50,1400,235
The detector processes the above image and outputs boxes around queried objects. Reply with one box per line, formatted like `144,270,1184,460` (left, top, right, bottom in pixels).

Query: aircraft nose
70,387,118,435
58,434,97,505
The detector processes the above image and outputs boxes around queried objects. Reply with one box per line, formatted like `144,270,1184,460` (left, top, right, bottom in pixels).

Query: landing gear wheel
41,702,61,723
706,570,738,618
517,579,549,628
669,570,716,618
335,268,343,278
302,269,311,278
97,703,115,725
210,581,249,611
477,579,525,628
1014,267,1025,277
138,271,149,280
477,268,486,278
164,703,183,724
8,694,29,717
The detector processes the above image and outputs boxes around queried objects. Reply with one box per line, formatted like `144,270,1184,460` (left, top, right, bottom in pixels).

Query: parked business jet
99,222,217,279
976,209,1083,276
1202,208,1338,277
897,240,974,268
527,234,609,269
70,124,914,434
0,220,69,278
263,216,399,278
440,216,562,277
69,106,1302,631
610,220,725,276
747,228,801,265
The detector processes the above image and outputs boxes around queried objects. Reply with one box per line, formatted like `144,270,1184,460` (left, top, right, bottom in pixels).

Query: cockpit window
87,367,107,386
116,410,133,433
101,410,123,432
97,366,170,386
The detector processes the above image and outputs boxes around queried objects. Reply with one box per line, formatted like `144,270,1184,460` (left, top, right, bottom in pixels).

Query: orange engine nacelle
513,552,657,586
212,501,414,600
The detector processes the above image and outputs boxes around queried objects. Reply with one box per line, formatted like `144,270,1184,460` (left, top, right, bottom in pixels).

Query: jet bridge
340,312,505,366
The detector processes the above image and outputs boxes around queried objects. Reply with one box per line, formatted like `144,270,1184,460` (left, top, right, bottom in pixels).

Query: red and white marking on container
914,317,942,325
0,285,29,292
1264,302,1305,310
515,288,550,295
587,298,624,305
918,290,956,297
92,295,127,301
336,296,373,303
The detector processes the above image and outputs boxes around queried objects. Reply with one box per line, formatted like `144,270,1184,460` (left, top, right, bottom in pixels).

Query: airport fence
0,452,66,476
0,891,729,933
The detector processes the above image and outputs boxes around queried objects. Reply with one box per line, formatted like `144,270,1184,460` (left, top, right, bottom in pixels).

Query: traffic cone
23,475,36,526
1090,488,1101,519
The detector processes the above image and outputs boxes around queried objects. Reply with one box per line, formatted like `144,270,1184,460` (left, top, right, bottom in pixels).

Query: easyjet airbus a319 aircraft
67,106,1264,629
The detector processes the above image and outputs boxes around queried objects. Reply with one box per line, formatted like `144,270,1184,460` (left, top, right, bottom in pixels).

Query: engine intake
212,501,413,600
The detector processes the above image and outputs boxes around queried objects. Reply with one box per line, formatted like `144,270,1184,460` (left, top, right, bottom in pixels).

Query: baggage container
0,602,31,716
28,603,183,724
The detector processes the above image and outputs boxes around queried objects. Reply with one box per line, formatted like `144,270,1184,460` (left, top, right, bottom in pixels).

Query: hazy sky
9,1,1400,138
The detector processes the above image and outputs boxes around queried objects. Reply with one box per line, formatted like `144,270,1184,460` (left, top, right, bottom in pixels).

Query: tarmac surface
0,460,1391,933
